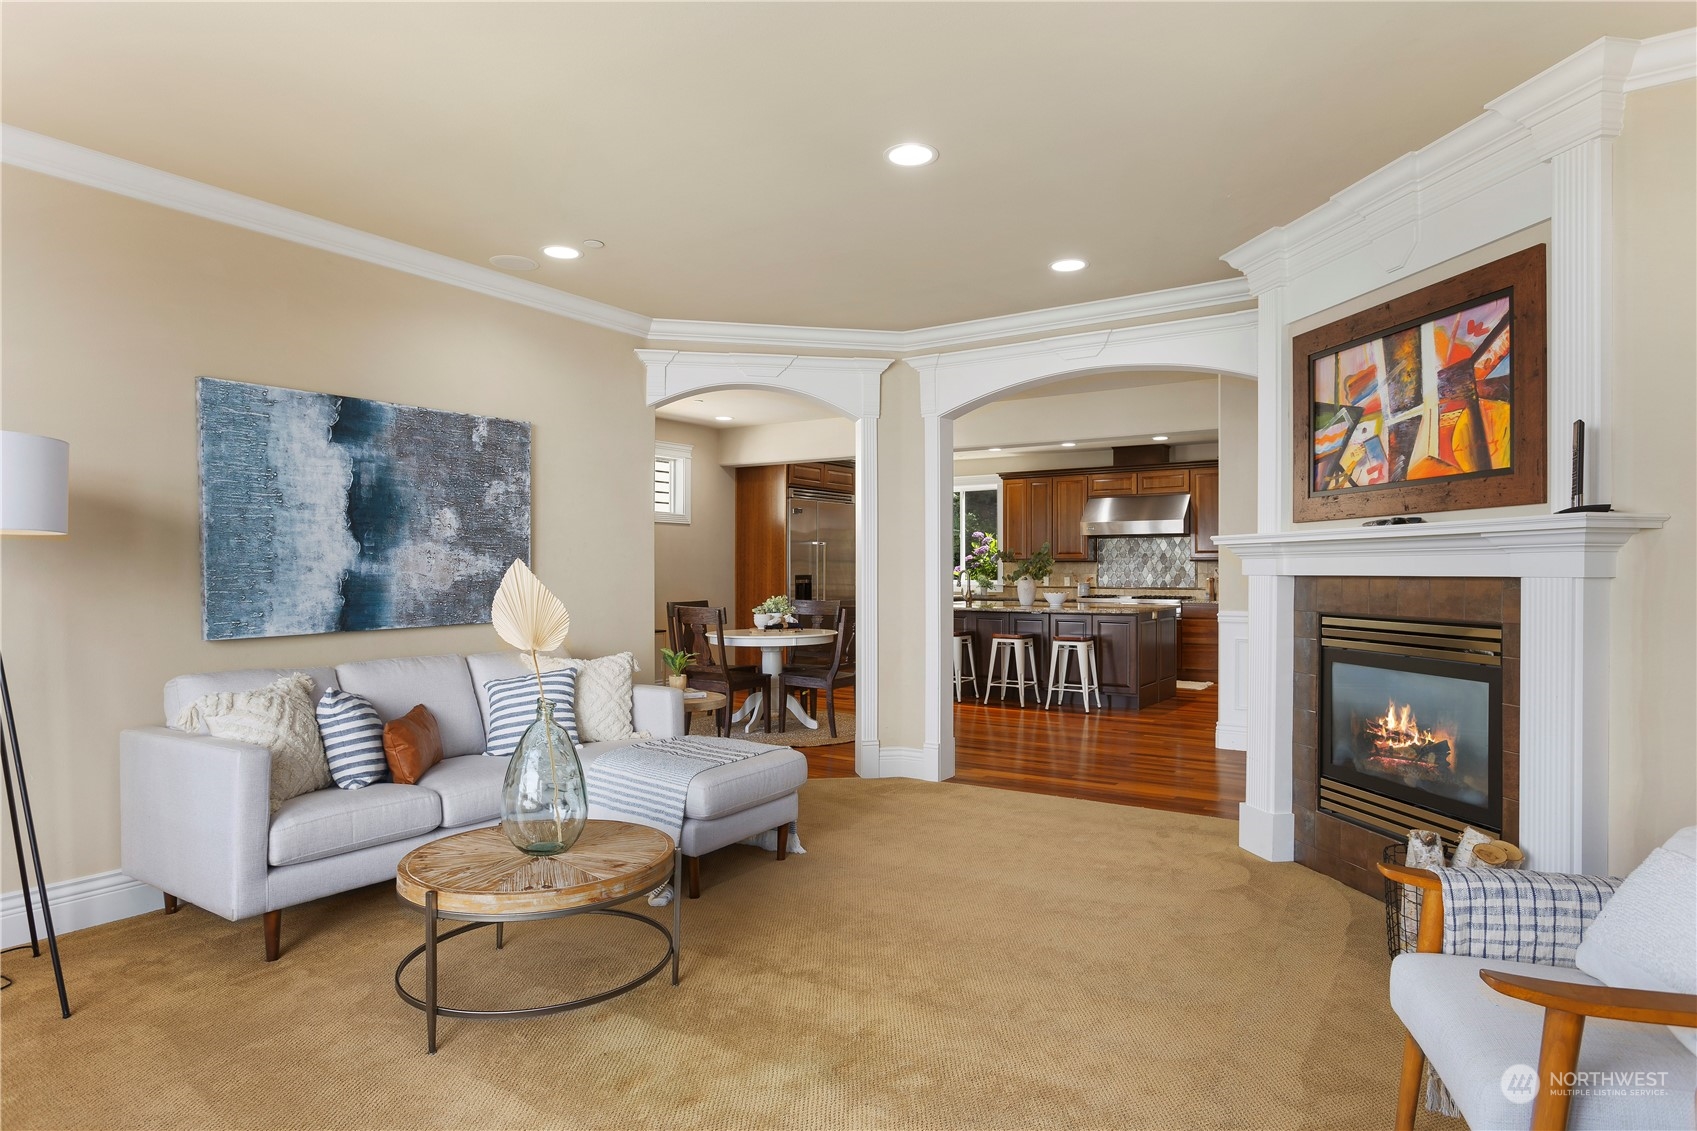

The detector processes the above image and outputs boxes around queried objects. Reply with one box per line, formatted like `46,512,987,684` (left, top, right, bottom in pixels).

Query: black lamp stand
1,652,71,1018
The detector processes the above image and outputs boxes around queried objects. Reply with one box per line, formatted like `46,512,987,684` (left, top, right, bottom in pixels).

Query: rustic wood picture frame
1291,245,1547,522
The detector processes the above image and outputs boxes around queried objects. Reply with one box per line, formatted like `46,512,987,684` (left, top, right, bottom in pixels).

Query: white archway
636,349,893,777
906,310,1258,782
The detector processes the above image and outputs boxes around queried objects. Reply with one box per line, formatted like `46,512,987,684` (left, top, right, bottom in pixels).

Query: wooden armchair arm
1480,969,1697,1027
1478,969,1697,1131
1378,862,1446,953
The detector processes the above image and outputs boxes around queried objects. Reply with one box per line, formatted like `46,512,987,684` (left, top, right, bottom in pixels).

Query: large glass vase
499,698,588,856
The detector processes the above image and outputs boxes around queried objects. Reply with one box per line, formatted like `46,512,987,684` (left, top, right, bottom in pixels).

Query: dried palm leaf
492,559,571,656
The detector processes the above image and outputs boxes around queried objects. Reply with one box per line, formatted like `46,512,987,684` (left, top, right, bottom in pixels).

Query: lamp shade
0,431,70,535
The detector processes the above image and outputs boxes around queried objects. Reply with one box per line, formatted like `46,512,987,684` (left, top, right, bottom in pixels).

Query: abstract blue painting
198,377,532,641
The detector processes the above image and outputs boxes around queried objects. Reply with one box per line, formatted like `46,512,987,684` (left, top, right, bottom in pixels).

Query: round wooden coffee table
394,821,682,1053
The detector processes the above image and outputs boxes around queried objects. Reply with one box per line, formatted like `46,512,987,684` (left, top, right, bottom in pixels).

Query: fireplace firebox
1319,615,1503,844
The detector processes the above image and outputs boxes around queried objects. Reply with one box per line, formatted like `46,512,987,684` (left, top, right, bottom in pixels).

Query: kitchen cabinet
789,461,854,493
1002,476,1057,560
1177,603,1219,682
1050,475,1088,561
1086,472,1141,497
1136,468,1189,494
953,606,1178,709
1190,467,1219,560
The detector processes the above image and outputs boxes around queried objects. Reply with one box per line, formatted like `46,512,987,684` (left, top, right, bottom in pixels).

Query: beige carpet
688,707,854,747
0,779,1462,1130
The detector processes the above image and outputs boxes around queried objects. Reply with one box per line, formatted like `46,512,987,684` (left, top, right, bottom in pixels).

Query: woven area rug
688,706,854,748
0,778,1460,1131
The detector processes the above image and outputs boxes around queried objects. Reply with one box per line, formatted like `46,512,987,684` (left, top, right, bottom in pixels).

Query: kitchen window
952,476,1001,582
654,441,692,525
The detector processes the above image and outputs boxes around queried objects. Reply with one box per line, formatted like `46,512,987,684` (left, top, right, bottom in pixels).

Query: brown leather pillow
383,705,443,785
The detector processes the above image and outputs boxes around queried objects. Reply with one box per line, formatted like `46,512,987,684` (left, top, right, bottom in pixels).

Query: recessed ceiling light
989,447,1003,452
885,142,938,167
489,254,538,271
582,240,605,249
542,245,582,260
1060,441,1077,448
1151,435,1170,442
714,415,734,422
1050,258,1087,273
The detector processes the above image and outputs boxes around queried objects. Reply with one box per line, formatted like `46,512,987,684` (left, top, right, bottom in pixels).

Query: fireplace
1319,615,1503,845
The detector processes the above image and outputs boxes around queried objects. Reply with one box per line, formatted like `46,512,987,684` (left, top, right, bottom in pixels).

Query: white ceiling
3,4,1688,331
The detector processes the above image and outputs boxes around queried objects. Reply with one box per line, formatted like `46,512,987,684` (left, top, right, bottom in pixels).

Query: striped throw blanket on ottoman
584,736,805,903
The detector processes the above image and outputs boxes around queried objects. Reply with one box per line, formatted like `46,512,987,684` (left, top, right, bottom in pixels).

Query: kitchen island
954,603,1178,709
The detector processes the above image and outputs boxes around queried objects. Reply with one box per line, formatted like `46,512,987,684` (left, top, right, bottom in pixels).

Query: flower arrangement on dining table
954,530,1002,607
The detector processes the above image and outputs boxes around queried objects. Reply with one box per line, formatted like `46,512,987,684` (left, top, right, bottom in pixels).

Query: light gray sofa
119,652,807,960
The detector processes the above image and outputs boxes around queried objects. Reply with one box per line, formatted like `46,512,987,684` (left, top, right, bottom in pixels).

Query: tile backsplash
1094,536,1196,588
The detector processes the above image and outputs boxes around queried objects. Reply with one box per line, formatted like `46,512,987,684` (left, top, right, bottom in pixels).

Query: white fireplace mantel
1216,511,1668,876
1217,512,1669,580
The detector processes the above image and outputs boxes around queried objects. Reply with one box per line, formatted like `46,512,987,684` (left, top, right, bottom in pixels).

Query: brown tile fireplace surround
1293,576,1520,896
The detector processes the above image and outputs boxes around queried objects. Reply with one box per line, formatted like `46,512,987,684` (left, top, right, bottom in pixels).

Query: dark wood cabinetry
789,461,854,493
953,607,1178,709
1002,459,1219,562
1177,603,1219,682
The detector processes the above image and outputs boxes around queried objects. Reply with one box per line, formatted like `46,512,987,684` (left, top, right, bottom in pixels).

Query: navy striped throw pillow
483,668,581,756
316,688,388,789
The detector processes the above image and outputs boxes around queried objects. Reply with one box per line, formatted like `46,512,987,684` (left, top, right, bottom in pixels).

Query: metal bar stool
952,631,979,702
984,632,1042,706
1045,634,1102,712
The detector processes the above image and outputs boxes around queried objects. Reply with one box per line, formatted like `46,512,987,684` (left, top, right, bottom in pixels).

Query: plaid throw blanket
584,735,804,853
1418,868,1622,1116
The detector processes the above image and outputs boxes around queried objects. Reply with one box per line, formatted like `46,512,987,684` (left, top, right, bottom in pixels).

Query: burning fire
1365,699,1458,774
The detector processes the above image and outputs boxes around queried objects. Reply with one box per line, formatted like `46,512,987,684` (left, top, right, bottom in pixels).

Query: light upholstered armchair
1379,827,1696,1131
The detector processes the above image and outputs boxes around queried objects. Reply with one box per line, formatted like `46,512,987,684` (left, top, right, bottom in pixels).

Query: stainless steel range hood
1080,494,1191,537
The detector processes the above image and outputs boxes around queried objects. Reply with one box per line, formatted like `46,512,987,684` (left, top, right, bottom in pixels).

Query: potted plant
660,647,695,689
753,594,797,630
1003,541,1055,608
956,530,1003,608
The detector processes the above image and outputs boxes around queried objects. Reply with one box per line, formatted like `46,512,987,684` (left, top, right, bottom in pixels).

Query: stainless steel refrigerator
788,489,856,603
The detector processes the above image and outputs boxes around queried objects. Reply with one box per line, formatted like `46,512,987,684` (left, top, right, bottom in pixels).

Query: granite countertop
952,602,1179,615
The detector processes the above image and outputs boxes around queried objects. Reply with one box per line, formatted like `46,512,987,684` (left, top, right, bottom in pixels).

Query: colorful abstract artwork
1310,294,1513,492
1291,245,1547,522
198,377,531,641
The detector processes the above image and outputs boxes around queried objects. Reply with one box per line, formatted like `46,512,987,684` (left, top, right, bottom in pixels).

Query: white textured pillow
563,653,639,743
1575,826,1696,1054
176,673,333,816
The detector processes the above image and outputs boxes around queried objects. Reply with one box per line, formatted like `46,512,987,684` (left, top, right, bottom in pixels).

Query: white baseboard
878,746,933,780
1238,803,1296,862
1215,611,1250,751
2,870,160,949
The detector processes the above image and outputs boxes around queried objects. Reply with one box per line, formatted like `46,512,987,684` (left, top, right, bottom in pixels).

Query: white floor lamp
0,430,72,1018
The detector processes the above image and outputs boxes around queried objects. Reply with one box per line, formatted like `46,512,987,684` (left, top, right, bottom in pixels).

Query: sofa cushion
684,746,808,821
335,655,484,756
1390,952,1696,1130
481,668,582,753
316,688,389,789
1576,826,1697,1054
418,754,510,828
268,783,442,866
166,667,338,734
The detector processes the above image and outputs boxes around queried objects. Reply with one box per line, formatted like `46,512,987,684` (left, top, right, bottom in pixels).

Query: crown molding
643,277,1252,354
636,349,890,420
1,125,655,339
1222,31,1691,300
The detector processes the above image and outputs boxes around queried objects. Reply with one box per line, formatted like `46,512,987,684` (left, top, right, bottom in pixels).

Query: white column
1547,138,1616,507
920,412,956,782
1255,286,1290,534
854,416,881,778
1240,572,1296,859
1518,575,1612,873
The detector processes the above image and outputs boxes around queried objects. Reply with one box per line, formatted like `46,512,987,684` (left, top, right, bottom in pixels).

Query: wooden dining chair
778,605,855,737
665,599,709,654
674,605,765,735
786,599,841,679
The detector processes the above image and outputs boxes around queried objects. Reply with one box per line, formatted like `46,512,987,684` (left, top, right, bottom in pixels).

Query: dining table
705,625,838,733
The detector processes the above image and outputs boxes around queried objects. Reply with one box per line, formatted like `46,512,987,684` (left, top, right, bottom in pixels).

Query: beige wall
653,420,736,668
1607,81,1696,873
1216,375,1257,611
954,378,1218,450
954,439,1219,479
717,416,854,467
0,169,654,888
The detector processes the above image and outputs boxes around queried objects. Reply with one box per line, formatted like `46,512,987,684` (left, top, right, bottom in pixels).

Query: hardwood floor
799,685,1246,820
